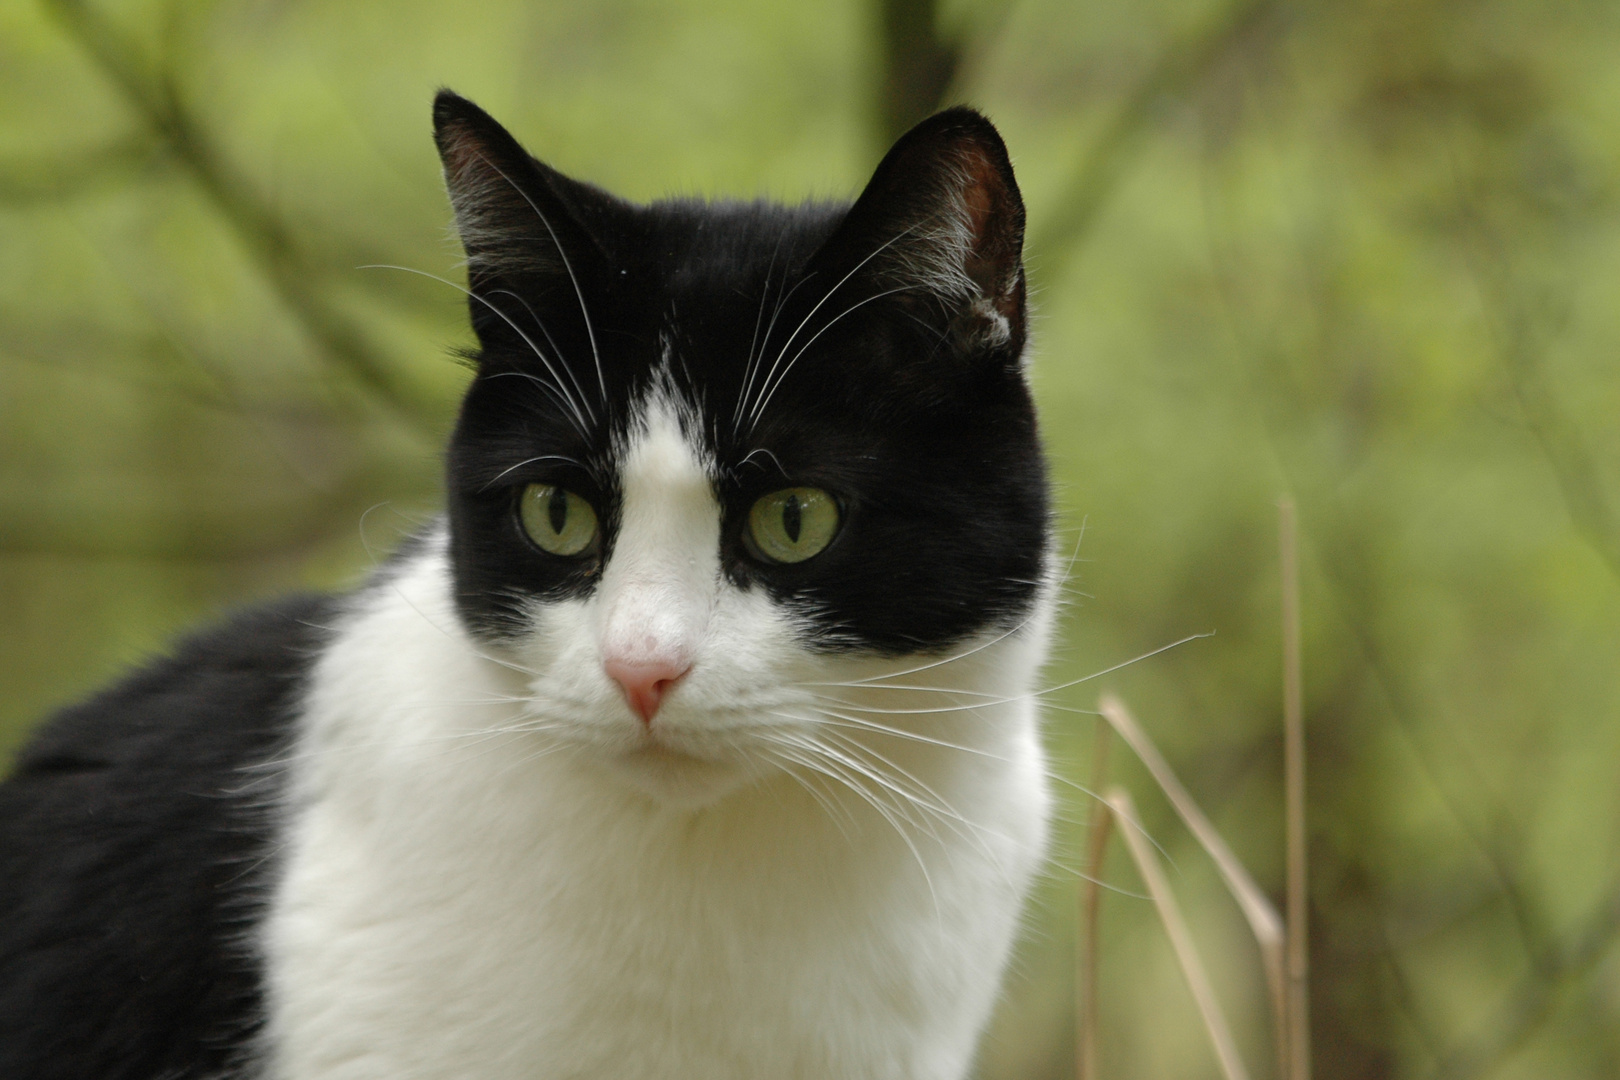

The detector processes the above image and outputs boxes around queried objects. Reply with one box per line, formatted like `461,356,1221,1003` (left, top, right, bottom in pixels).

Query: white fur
261,396,1053,1080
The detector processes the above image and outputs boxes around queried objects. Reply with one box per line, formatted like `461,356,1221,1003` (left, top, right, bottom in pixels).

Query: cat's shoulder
7,591,338,783
0,592,337,1078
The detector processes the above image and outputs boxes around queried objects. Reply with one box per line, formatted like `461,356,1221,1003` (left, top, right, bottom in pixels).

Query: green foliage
3,0,1618,1076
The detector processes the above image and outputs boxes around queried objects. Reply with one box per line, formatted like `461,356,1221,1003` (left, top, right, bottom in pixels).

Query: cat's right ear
809,107,1027,363
432,90,609,294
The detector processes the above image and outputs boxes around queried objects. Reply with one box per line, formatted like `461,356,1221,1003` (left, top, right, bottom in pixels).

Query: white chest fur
262,406,1052,1080
262,544,1050,1080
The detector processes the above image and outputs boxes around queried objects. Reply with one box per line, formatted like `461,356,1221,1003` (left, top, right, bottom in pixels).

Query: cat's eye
518,484,599,557
747,488,839,564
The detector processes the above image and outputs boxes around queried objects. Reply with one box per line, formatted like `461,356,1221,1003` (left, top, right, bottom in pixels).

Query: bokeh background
3,0,1619,1076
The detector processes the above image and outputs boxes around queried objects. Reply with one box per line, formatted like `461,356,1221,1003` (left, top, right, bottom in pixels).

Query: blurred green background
3,0,1618,1076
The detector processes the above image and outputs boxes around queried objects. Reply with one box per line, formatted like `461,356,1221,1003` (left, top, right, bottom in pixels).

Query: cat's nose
604,657,691,724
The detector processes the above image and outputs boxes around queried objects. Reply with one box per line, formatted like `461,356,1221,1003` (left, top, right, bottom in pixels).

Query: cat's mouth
608,735,753,808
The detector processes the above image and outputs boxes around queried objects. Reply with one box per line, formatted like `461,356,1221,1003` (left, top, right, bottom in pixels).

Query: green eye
518,484,599,556
747,488,839,564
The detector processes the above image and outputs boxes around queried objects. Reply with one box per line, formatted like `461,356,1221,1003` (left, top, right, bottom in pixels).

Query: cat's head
433,91,1049,807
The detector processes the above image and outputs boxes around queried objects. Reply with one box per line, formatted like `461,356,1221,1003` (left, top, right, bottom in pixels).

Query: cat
0,90,1054,1080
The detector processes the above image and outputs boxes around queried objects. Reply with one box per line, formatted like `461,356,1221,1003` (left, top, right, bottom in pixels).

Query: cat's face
433,93,1048,807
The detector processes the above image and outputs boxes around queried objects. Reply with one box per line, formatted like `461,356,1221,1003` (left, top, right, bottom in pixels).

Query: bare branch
1078,719,1114,1080
1459,207,1620,584
1030,0,1281,279
1098,692,1288,1054
0,135,162,202
1429,887,1620,1080
1107,786,1253,1080
0,480,372,562
873,0,961,147
41,0,444,435
1280,496,1311,1080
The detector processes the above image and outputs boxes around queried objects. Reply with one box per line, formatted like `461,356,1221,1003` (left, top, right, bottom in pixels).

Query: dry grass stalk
1279,497,1311,1080
1078,721,1115,1080
1106,786,1252,1080
1097,693,1288,1077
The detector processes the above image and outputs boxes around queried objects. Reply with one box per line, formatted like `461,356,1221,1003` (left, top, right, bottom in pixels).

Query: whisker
797,707,1174,862
818,729,1010,874
735,265,818,435
795,528,1093,693
803,630,1211,706
481,454,587,491
732,234,786,431
747,227,917,431
738,446,787,477
794,734,946,841
475,153,608,408
748,283,918,430
488,287,597,423
755,739,859,843
802,610,1043,688
357,264,591,437
782,708,1009,762
773,742,942,914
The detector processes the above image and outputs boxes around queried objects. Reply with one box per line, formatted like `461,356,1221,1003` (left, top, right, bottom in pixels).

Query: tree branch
0,134,162,202
41,0,445,435
1429,886,1620,1080
873,0,962,148
1030,0,1281,279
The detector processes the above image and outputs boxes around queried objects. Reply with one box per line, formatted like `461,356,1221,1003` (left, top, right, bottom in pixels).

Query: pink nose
604,657,691,724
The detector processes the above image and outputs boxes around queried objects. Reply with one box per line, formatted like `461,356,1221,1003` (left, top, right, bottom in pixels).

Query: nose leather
604,657,691,724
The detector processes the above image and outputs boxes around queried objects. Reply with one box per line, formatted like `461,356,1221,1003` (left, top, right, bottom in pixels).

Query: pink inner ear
955,147,1023,323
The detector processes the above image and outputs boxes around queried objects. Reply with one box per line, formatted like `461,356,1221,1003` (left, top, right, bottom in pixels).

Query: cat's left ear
814,107,1027,358
432,90,612,296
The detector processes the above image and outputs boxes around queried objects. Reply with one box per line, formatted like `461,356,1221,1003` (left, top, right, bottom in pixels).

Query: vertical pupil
547,487,569,534
782,493,801,543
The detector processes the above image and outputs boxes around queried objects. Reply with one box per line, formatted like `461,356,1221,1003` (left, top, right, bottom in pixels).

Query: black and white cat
0,92,1054,1080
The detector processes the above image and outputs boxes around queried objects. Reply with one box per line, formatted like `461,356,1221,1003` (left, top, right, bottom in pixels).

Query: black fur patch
0,596,333,1079
436,91,1049,652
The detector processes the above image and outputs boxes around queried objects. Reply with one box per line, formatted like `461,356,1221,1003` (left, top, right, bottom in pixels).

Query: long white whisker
818,729,1009,873
804,611,1043,688
773,742,941,914
734,269,815,435
748,284,918,430
738,446,788,476
778,709,1006,762
802,527,1093,691
481,454,586,491
748,228,916,431
482,371,591,439
809,691,1010,716
756,738,859,843
488,287,598,422
476,154,607,407
733,235,786,431
795,734,946,841
1029,633,1215,700
358,264,591,437
800,707,1172,861
810,630,1212,700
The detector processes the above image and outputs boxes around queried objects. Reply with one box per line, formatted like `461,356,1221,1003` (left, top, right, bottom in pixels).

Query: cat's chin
603,742,753,810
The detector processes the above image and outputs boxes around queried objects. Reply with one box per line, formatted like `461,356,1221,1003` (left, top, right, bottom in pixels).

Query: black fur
435,91,1049,652
0,596,332,1079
